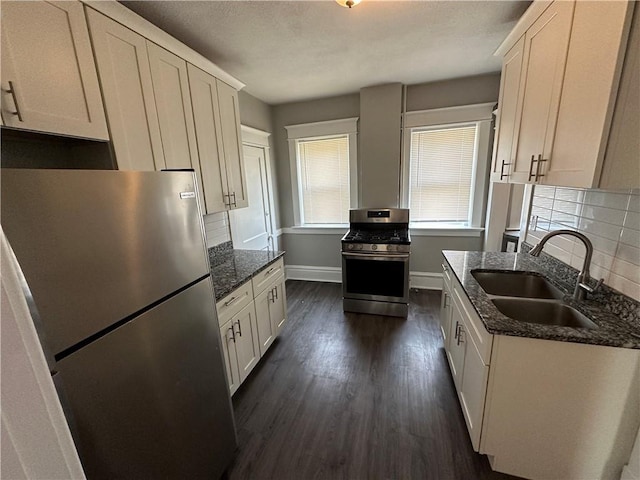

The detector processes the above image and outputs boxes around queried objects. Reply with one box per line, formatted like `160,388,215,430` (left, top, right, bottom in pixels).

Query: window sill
282,225,349,235
410,224,484,237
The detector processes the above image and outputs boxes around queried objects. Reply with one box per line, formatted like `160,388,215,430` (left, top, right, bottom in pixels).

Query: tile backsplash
203,211,231,248
527,186,640,301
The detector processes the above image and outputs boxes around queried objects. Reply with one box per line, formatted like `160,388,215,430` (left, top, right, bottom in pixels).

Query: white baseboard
285,265,342,283
409,271,443,290
284,265,442,290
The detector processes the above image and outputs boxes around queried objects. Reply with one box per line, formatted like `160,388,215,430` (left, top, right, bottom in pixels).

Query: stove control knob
388,245,394,252
357,244,363,250
347,244,354,250
371,244,378,251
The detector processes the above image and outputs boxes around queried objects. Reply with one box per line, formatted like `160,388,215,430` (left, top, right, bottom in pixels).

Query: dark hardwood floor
226,280,519,480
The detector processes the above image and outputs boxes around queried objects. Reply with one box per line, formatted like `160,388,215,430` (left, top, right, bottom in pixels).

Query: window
297,135,350,224
286,118,358,226
409,124,477,224
401,103,494,228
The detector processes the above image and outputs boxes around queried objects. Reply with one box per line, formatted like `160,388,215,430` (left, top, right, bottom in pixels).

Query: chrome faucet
529,229,603,301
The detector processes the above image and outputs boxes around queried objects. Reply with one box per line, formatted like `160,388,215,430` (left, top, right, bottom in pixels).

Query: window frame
401,103,494,229
286,117,358,227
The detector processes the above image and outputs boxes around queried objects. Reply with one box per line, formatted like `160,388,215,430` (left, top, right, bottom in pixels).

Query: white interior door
229,144,273,250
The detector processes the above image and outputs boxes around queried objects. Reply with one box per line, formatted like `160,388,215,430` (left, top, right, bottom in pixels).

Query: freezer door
1,169,210,356
56,278,237,479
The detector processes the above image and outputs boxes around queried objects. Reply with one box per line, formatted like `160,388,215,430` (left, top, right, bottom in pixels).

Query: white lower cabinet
440,260,640,479
442,265,492,453
217,258,287,394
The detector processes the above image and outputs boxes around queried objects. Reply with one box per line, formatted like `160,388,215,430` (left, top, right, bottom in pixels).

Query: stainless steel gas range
341,208,411,317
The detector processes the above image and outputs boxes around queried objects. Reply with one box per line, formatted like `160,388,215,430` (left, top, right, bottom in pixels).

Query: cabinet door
491,36,525,183
548,0,636,188
271,279,287,335
86,9,164,171
232,304,260,383
447,301,466,393
187,64,229,214
459,339,490,452
216,80,248,209
509,1,574,184
439,283,453,348
147,43,205,214
254,288,276,356
219,322,240,395
1,1,108,140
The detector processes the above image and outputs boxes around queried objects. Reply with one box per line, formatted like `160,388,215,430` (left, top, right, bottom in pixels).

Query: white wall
527,185,640,301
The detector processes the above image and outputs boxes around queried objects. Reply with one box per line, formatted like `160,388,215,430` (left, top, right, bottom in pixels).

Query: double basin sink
471,270,598,330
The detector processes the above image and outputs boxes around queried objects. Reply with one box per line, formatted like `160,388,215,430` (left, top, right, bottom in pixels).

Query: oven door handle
341,252,409,260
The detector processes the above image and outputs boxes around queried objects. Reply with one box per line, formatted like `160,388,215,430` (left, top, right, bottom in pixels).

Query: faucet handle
579,278,604,294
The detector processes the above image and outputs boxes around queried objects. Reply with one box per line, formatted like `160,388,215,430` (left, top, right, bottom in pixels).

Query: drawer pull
224,296,237,307
441,263,448,272
265,267,275,275
227,326,236,343
499,159,512,180
234,319,242,337
6,81,23,122
273,286,278,300
528,155,537,181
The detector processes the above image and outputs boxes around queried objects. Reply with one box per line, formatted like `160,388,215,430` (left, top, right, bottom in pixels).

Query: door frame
230,125,279,251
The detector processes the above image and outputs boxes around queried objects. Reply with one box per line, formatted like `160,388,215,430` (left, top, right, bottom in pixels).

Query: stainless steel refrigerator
1,169,237,479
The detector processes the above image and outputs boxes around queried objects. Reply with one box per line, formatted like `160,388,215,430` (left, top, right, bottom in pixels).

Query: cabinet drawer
216,281,253,326
252,258,284,296
452,283,493,365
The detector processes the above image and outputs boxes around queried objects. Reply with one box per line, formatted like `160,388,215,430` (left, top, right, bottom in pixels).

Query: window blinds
298,135,350,224
409,125,477,223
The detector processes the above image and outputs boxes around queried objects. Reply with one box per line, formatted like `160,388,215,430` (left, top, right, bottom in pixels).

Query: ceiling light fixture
336,0,361,8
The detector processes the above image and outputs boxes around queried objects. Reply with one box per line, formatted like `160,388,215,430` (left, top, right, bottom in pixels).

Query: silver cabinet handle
441,263,448,272
456,325,465,346
267,289,273,303
443,292,450,307
234,319,242,337
534,154,547,182
454,321,461,340
273,286,278,301
227,326,236,343
528,155,538,181
6,81,23,122
230,192,237,208
500,159,512,180
224,296,237,307
265,266,275,275
223,193,231,208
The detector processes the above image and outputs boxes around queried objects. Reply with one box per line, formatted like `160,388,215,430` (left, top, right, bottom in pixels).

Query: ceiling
120,0,531,105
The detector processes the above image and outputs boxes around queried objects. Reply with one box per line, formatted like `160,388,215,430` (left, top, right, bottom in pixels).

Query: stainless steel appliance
1,169,237,479
341,208,411,317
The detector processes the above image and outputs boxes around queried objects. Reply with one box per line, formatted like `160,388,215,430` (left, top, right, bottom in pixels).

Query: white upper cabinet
492,0,637,188
546,1,638,188
491,36,525,183
216,80,249,209
187,65,232,214
1,1,108,140
509,0,574,184
147,43,206,214
86,9,164,171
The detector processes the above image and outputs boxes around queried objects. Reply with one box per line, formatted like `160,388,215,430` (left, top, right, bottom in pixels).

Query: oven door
342,252,409,303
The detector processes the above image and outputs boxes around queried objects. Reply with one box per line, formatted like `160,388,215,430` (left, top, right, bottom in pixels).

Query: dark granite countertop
442,250,640,349
208,244,285,302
